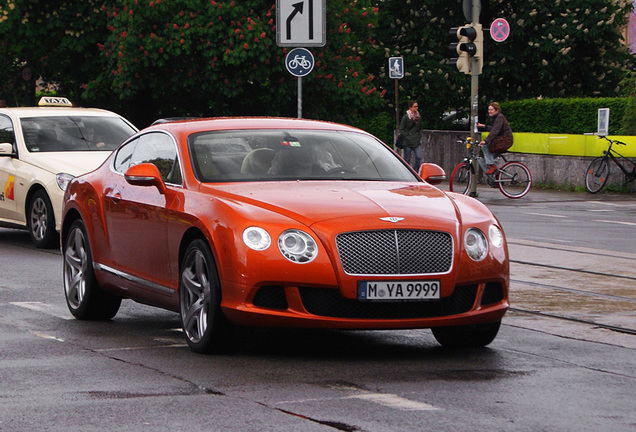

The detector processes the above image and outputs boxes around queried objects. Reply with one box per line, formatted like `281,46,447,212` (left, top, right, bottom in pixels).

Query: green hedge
350,111,394,145
501,98,628,135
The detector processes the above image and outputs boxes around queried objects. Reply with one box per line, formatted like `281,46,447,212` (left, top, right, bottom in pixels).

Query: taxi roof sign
38,97,73,107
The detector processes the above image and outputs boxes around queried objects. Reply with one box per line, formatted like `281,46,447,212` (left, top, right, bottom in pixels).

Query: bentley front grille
335,229,453,275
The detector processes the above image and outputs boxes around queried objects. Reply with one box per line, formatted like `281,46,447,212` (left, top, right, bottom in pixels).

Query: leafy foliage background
0,0,634,134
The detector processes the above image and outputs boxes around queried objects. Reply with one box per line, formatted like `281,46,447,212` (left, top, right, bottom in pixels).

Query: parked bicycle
584,135,636,193
449,137,532,199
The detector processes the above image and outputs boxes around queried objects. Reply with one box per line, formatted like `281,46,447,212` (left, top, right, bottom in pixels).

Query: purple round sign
490,18,510,43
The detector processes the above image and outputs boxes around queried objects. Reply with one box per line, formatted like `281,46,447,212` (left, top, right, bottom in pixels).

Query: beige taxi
0,97,137,247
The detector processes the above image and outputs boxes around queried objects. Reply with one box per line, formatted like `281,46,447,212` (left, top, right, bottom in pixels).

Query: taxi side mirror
418,163,446,185
124,163,167,194
0,142,14,156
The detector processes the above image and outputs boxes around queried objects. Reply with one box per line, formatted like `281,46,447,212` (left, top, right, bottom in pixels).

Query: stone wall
413,130,634,191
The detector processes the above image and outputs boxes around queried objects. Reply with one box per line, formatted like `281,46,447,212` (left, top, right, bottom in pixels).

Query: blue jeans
403,145,421,170
481,143,496,166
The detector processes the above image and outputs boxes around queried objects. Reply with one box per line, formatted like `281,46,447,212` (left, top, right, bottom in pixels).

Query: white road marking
93,343,187,352
593,219,636,226
525,212,568,218
344,393,441,411
32,331,65,342
10,302,73,320
586,201,622,207
278,392,441,411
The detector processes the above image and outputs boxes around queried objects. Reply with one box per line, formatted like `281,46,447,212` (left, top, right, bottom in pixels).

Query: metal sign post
389,57,404,132
277,1,324,118
285,47,315,118
468,0,481,197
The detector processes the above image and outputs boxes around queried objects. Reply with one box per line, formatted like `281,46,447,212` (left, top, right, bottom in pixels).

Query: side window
130,132,181,184
113,137,138,173
0,115,16,151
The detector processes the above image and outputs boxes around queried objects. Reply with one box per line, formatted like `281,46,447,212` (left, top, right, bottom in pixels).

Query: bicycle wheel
584,156,610,193
497,162,532,198
449,163,472,195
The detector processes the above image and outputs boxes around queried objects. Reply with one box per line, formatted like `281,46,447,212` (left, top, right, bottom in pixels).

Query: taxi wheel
29,190,58,249
431,320,501,348
63,219,121,320
179,239,231,354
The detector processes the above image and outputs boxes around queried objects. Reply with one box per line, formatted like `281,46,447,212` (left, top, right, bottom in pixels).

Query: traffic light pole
468,0,481,197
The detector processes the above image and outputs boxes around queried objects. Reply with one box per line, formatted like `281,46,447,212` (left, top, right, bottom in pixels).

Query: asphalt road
1,188,635,431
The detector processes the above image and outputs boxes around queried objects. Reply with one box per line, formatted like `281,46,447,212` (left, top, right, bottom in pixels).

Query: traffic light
448,24,483,74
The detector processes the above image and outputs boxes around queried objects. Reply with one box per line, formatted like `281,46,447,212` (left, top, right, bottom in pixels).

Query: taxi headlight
56,173,75,191
489,224,504,249
464,228,488,261
243,227,271,251
278,229,318,263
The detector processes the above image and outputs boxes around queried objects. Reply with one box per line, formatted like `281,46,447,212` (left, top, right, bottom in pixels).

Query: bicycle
584,135,636,193
449,137,532,199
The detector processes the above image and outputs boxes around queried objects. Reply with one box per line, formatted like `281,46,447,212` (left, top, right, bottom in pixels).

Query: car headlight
464,228,488,261
489,224,504,248
278,229,318,263
56,173,75,191
243,227,271,251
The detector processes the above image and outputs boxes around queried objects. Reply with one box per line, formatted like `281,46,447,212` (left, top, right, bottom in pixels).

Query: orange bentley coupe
61,118,509,353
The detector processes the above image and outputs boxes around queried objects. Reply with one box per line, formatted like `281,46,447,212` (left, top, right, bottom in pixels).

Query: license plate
358,280,440,301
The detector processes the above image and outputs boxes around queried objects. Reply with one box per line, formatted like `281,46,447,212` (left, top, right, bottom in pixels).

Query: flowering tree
0,0,112,105
86,0,383,126
366,0,635,129
481,0,635,101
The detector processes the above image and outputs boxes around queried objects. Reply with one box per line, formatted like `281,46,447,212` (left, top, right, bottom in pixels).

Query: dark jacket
484,112,513,145
398,112,422,148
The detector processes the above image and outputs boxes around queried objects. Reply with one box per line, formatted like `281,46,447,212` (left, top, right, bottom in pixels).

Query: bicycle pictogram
288,55,311,70
285,47,315,77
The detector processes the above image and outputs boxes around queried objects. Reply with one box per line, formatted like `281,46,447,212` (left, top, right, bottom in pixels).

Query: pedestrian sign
389,57,404,79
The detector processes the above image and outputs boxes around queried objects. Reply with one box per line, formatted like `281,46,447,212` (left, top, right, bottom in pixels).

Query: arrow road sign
276,0,326,47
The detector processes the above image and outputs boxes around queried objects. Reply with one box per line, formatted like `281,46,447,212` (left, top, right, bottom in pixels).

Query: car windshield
188,129,417,182
21,116,136,152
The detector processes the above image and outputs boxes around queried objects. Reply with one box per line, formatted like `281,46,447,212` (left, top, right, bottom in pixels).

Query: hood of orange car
207,181,461,229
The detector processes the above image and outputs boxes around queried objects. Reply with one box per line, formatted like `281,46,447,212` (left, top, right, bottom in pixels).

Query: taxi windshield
21,116,136,152
188,129,417,182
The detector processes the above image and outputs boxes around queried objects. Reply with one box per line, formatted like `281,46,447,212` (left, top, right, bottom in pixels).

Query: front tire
449,163,472,195
432,320,501,348
179,239,230,354
585,156,610,193
29,190,58,248
497,162,532,198
63,219,121,320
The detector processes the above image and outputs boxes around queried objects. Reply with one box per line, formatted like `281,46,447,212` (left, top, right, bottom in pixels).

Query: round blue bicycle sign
285,47,314,77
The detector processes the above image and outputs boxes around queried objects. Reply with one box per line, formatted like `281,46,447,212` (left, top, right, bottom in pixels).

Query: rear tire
29,190,58,248
449,164,472,195
497,162,532,198
432,320,501,348
585,156,610,193
63,219,121,320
